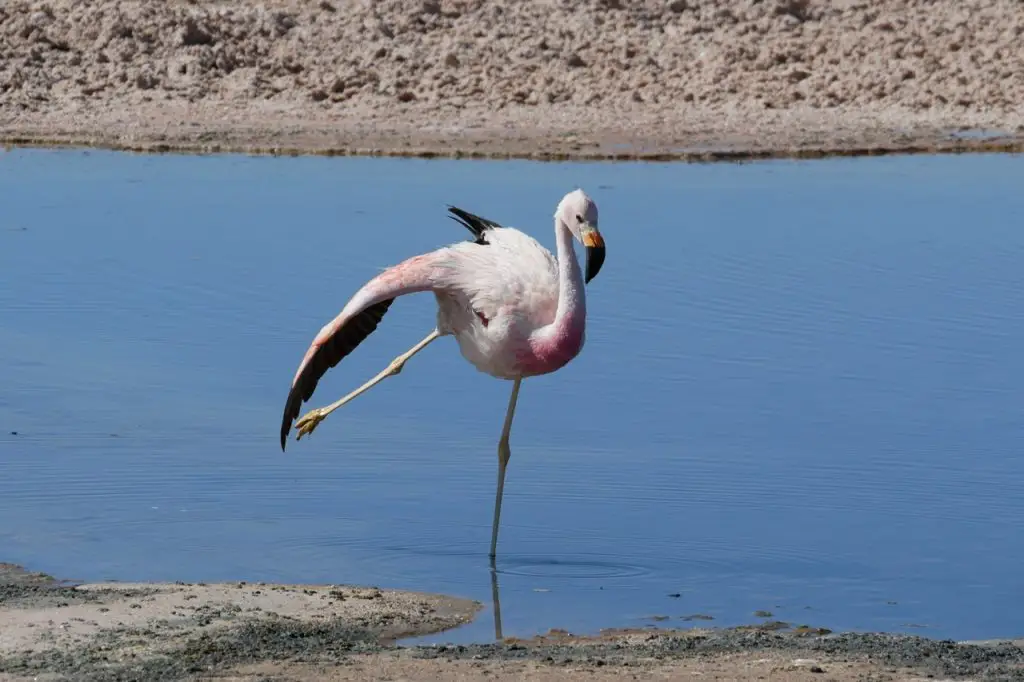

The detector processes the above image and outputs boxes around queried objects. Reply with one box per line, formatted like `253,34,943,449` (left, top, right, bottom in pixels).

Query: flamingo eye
575,214,583,223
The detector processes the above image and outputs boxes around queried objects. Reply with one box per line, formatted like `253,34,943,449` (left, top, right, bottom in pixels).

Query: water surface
1,148,1023,643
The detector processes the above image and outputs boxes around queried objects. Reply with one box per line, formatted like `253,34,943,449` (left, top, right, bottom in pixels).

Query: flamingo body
434,226,582,380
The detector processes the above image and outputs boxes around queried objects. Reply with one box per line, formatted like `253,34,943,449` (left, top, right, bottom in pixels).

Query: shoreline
2,563,1023,682
5,131,1024,163
4,111,1024,162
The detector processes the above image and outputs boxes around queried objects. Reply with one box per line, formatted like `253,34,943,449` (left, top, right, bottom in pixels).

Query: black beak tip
585,245,606,284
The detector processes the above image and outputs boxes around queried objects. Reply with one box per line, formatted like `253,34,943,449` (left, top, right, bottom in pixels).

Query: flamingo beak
581,224,605,284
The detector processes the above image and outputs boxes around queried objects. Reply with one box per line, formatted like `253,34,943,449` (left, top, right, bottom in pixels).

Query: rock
135,72,159,89
787,68,811,83
178,18,213,47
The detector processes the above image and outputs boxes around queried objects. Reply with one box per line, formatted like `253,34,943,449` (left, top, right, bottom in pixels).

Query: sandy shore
2,0,1024,160
2,564,1023,682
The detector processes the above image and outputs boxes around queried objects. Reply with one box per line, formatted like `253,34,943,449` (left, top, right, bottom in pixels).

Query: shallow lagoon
1,148,1023,643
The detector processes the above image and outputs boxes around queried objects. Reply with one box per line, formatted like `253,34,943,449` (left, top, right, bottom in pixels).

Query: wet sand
2,563,1023,682
2,0,1024,160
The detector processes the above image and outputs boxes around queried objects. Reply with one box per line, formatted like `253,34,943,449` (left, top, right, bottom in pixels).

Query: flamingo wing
279,252,445,450
280,297,395,450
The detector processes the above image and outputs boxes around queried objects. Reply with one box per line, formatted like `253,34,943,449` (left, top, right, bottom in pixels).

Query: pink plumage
279,188,606,559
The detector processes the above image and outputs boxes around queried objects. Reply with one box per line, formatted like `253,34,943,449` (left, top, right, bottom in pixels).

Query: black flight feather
447,205,503,245
279,297,395,450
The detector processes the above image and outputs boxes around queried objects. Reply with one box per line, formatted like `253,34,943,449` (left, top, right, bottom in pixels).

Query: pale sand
2,0,1023,159
0,581,478,656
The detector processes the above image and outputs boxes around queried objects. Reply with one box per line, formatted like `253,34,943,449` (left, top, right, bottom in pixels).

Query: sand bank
2,563,1024,681
2,0,1023,160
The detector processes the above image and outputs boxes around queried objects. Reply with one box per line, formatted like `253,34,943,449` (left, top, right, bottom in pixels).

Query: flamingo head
556,188,605,284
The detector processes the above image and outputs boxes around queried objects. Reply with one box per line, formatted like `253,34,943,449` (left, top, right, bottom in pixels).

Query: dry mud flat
2,565,1024,682
2,0,1024,159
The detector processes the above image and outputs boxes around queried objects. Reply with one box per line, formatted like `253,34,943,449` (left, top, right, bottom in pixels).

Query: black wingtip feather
447,205,503,245
279,298,395,451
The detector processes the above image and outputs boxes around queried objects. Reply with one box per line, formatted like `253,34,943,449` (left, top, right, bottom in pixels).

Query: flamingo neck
519,217,587,375
552,216,586,327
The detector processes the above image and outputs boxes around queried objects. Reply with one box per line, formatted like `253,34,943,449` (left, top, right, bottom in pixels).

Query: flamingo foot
289,329,443,446
295,408,327,440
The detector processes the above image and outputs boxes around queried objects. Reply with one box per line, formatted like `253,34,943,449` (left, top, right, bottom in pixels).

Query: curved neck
551,216,586,329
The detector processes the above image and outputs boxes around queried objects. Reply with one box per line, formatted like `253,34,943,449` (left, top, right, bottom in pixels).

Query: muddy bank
2,0,1024,160
2,564,1023,682
4,108,1023,162
0,563,480,681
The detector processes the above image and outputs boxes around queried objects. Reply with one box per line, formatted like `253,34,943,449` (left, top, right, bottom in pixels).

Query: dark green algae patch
0,562,157,610
0,617,381,682
4,619,1024,682
413,631,1024,680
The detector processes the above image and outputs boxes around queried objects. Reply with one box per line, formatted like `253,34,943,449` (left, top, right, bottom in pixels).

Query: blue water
1,148,1023,644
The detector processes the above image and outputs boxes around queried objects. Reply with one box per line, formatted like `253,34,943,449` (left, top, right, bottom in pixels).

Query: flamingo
279,188,606,559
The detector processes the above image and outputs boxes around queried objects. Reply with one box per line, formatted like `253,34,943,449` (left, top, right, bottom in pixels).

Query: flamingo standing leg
490,377,522,560
295,329,442,440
